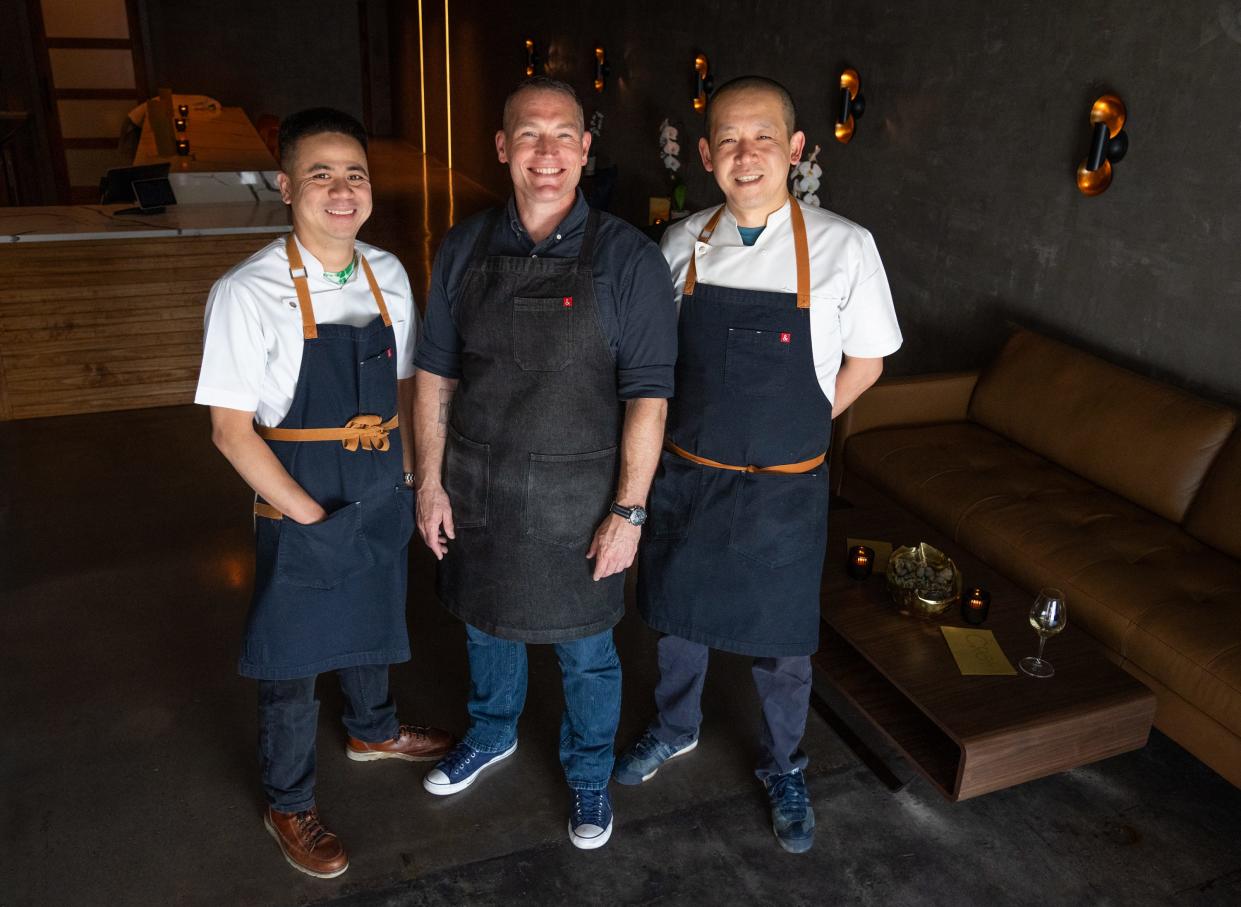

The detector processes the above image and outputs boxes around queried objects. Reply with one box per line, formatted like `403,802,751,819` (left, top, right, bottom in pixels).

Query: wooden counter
0,203,288,421
133,106,277,173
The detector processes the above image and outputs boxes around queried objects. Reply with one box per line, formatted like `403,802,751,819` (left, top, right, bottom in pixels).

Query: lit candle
175,139,190,156
178,104,189,117
174,117,187,132
847,545,874,580
961,587,991,624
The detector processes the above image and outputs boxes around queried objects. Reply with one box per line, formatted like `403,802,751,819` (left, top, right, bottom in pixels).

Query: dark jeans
257,663,399,812
463,622,621,791
649,633,812,781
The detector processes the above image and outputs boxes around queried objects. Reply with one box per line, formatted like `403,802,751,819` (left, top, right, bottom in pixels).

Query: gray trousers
649,633,812,781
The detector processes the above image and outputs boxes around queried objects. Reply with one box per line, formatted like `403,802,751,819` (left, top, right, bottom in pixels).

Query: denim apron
239,234,414,680
437,208,625,643
638,202,831,657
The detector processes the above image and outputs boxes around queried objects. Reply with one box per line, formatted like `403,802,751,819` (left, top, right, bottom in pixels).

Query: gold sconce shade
835,67,865,144
524,39,538,78
1076,93,1129,196
693,53,712,113
594,46,608,93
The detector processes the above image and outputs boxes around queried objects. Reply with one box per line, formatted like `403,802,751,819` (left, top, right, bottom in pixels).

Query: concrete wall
394,0,1241,404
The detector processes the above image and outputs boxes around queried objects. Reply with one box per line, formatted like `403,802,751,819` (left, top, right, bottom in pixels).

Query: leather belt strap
682,196,811,309
285,233,392,340
665,439,825,475
254,501,284,520
255,413,399,451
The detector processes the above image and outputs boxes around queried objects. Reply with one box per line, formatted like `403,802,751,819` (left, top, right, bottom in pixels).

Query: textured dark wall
396,0,1241,404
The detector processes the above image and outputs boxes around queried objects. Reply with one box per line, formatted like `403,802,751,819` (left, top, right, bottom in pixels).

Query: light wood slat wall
0,234,277,421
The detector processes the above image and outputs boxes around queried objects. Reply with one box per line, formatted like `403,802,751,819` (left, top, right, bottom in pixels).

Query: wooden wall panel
0,233,274,420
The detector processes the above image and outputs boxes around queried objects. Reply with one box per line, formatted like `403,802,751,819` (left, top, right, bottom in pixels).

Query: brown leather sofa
832,328,1241,787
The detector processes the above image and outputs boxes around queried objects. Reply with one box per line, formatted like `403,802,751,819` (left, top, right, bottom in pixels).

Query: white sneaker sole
639,737,699,782
422,741,518,796
345,748,442,763
568,817,614,850
263,814,349,879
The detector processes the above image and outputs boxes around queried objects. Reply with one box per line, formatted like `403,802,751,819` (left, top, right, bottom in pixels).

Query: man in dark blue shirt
412,76,676,851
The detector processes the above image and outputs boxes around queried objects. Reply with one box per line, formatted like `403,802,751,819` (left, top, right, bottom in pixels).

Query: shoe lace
294,809,331,850
398,724,432,741
439,742,478,774
769,771,808,819
632,732,664,760
573,789,608,826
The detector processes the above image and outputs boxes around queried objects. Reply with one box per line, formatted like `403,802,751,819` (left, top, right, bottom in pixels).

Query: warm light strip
444,0,453,170
416,0,426,153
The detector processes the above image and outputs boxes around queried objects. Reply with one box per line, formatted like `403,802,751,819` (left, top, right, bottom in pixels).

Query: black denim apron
438,208,624,643
240,234,414,680
637,202,831,657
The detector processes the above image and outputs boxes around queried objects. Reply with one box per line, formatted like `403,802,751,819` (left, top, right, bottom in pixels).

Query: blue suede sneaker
422,740,517,796
764,769,815,853
613,730,699,785
568,787,613,850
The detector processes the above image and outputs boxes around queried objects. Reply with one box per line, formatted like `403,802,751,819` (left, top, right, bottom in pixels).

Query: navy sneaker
764,769,815,853
568,787,613,850
422,740,517,796
613,730,698,785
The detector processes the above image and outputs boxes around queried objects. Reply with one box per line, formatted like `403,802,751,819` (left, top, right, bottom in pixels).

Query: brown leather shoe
263,806,349,879
346,724,455,762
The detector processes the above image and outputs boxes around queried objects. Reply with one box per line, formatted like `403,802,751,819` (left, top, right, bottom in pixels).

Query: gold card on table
846,537,894,572
940,627,1017,676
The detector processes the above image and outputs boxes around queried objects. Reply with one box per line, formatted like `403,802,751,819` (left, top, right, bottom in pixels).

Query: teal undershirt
737,225,765,247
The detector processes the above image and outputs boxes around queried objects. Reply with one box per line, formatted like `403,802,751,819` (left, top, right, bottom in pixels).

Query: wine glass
1019,588,1067,678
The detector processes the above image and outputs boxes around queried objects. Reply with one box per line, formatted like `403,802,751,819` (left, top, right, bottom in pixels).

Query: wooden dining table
133,106,277,173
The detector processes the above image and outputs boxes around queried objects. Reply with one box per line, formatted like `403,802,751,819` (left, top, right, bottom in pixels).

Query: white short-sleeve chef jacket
661,199,902,405
195,235,418,427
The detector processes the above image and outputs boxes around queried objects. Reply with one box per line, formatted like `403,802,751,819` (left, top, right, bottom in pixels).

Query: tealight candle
961,587,991,624
175,139,190,156
178,104,189,117
847,545,874,580
174,117,187,132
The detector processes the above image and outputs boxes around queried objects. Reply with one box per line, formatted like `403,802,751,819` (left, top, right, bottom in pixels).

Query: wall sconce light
834,68,865,144
1076,94,1129,196
692,52,713,113
594,46,610,93
524,39,542,78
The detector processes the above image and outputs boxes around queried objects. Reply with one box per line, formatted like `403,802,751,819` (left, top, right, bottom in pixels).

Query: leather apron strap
664,439,825,475
682,198,811,309
285,232,392,340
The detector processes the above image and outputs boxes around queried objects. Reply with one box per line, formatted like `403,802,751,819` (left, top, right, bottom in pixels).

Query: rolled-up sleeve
613,241,677,399
413,240,464,379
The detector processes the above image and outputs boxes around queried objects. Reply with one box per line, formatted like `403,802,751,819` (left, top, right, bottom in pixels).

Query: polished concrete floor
3,148,1241,906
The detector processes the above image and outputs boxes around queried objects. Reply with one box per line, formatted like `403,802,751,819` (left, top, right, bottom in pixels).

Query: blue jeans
463,623,620,791
650,634,811,781
257,664,399,812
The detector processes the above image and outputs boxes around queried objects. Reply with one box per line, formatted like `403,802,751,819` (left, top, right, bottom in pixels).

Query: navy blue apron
637,202,831,657
239,234,414,680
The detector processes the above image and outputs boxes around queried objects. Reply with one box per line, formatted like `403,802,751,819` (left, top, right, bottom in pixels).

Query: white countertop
2,202,290,244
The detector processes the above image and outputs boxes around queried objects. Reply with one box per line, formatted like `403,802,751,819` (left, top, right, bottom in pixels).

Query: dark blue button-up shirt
414,191,677,399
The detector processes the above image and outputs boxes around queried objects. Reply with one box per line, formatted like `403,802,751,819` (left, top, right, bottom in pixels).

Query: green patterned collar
323,252,359,287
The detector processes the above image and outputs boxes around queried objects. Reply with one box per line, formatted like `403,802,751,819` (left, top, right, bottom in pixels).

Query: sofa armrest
831,371,980,494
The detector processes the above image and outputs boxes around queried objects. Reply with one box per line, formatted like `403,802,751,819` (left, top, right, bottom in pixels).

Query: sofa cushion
1183,430,1241,560
845,422,1241,740
967,329,1237,523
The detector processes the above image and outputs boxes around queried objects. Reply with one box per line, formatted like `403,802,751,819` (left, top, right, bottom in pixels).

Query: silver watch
403,472,416,487
610,502,647,526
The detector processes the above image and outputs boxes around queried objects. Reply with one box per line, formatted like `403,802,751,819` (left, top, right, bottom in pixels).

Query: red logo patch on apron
780,332,792,344
563,296,574,307
386,348,393,358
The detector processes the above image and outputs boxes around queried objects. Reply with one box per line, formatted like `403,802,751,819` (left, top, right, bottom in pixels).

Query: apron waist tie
664,440,825,475
255,414,398,452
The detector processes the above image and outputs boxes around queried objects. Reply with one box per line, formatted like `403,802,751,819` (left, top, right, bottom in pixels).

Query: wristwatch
403,472,416,488
610,502,648,526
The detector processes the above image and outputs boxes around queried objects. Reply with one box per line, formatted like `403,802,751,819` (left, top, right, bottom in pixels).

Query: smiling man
413,77,675,849
617,77,902,854
195,108,452,879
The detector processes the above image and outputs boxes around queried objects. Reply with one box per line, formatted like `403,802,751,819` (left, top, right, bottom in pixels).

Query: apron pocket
444,426,490,528
513,296,573,372
647,450,701,540
728,471,828,568
525,446,618,548
724,327,791,398
362,485,416,566
276,502,375,589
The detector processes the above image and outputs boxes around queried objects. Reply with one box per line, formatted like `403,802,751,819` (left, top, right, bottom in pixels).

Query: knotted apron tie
255,413,399,452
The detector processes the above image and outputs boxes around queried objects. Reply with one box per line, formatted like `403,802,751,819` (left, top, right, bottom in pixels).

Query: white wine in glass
1020,588,1067,678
